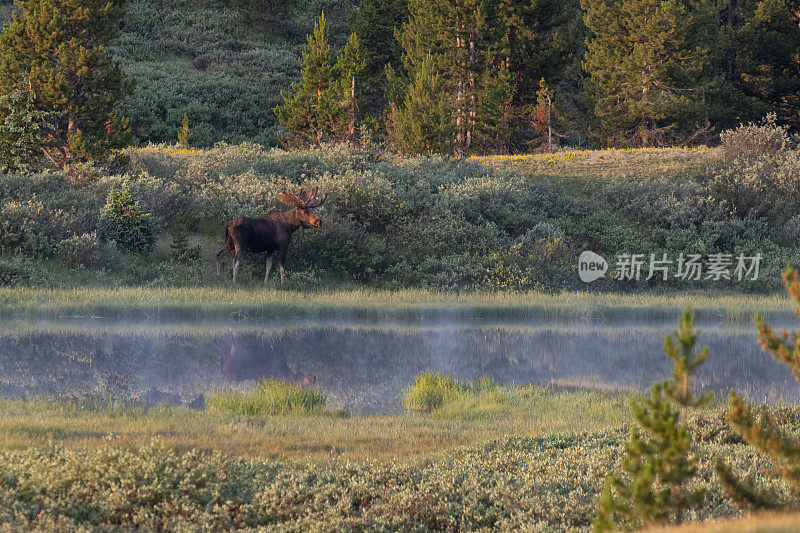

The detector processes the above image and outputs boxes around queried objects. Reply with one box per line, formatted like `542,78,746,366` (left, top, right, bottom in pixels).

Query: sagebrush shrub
483,236,575,291
719,113,794,160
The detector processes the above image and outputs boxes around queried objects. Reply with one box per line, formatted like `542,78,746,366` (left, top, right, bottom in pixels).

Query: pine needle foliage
593,306,711,531
715,265,800,511
177,115,193,149
0,0,131,168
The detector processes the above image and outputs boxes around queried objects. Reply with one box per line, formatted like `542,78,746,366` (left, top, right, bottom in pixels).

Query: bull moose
216,188,327,285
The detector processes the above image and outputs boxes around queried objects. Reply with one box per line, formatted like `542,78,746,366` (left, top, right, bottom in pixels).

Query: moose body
216,188,326,285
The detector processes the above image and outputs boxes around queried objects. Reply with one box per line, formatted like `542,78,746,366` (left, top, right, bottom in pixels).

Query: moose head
277,187,327,228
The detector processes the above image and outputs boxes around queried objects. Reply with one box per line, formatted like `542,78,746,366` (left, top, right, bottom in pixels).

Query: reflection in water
0,318,797,413
217,334,316,387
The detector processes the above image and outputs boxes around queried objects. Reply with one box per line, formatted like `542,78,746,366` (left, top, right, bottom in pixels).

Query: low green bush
2,140,798,290
402,371,506,412
206,379,334,416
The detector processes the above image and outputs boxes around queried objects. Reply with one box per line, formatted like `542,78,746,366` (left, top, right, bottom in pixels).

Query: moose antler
277,190,304,208
299,187,327,209
278,188,326,209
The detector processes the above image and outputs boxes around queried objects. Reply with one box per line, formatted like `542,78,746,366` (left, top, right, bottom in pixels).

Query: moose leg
264,253,274,285
216,249,228,276
278,248,287,285
216,230,234,276
232,248,243,285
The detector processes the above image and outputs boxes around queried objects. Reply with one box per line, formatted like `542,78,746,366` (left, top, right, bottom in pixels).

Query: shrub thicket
1,139,798,289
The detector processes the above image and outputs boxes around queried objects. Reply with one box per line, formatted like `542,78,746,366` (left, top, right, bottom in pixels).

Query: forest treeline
334,0,800,153
1,0,798,160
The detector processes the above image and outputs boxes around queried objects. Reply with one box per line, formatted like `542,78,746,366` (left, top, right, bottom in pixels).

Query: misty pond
0,315,797,414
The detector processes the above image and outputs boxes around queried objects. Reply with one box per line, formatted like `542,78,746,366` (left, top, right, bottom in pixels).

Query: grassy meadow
0,388,795,530
0,285,793,321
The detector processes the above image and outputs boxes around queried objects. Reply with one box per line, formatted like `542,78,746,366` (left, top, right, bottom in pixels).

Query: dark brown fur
216,189,325,285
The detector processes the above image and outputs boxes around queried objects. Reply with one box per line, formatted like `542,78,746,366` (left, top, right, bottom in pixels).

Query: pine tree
0,84,55,171
532,78,556,151
581,0,714,146
0,0,131,168
594,307,711,531
716,265,800,510
333,33,366,145
396,0,486,155
170,213,199,263
389,54,453,155
474,62,513,154
98,182,154,254
485,0,585,146
707,0,800,132
177,115,193,149
350,0,408,118
275,13,344,148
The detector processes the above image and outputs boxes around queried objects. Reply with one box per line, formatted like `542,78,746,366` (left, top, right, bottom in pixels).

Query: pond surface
0,315,796,414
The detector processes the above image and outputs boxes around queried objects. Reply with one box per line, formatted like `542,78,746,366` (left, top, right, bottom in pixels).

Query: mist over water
0,315,796,414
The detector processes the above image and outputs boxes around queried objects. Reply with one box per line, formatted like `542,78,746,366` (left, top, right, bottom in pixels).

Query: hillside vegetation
1,125,799,292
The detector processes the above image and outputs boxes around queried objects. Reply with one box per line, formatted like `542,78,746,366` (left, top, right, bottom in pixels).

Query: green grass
0,286,792,322
0,388,633,461
206,378,339,417
402,372,506,413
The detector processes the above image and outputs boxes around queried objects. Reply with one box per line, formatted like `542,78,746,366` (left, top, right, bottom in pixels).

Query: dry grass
0,388,632,462
471,146,716,179
643,512,800,532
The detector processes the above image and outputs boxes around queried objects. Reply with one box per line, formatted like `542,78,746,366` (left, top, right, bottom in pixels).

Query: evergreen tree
594,307,711,531
484,0,585,146
275,13,344,148
474,62,513,154
388,54,453,155
350,0,408,118
333,32,367,145
396,0,486,155
177,115,192,149
708,0,800,132
716,265,800,510
170,213,200,263
0,0,131,168
581,0,714,146
532,78,556,151
0,84,54,171
98,182,154,254
393,0,582,154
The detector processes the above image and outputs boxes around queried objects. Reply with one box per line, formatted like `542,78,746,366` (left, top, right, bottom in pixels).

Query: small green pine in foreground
716,264,800,510
594,306,712,531
97,182,154,253
207,379,337,416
